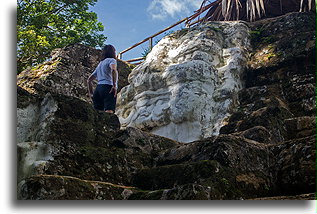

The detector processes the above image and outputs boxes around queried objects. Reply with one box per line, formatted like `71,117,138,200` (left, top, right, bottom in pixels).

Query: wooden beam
126,57,145,63
149,37,153,50
187,18,204,27
132,61,144,65
118,16,189,55
117,2,218,62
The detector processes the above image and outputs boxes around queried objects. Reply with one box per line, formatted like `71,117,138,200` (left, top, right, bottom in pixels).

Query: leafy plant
17,0,106,74
250,30,262,41
262,36,273,43
266,52,277,60
249,26,265,43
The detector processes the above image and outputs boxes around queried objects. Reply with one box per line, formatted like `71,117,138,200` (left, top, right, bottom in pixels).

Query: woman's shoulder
102,58,116,63
103,57,116,61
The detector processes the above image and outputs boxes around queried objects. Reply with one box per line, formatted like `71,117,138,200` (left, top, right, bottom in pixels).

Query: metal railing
117,1,216,64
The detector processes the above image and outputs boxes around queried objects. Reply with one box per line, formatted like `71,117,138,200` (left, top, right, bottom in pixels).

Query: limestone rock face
117,22,250,143
17,87,179,199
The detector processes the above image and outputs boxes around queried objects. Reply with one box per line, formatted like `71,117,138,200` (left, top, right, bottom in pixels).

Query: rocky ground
17,12,315,200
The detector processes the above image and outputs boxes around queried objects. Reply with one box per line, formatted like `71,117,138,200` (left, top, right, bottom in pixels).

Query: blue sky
90,0,205,60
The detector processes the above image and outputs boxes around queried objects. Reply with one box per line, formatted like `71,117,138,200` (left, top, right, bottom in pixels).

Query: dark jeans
93,84,116,112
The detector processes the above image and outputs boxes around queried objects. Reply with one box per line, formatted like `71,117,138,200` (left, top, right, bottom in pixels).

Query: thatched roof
200,0,316,22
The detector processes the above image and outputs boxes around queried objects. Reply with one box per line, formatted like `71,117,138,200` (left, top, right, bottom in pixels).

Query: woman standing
87,45,118,113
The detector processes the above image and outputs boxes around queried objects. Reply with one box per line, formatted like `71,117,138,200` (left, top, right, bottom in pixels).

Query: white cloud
147,0,203,20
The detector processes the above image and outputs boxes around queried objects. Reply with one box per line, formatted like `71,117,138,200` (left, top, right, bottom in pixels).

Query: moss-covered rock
270,135,316,195
17,44,133,102
251,193,315,200
17,87,178,188
132,160,223,190
248,12,315,69
19,174,137,200
132,159,273,199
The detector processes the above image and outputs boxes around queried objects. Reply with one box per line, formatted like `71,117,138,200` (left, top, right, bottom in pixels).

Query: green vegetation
250,28,264,42
17,0,106,74
209,26,221,32
267,53,276,60
262,36,273,43
221,178,230,186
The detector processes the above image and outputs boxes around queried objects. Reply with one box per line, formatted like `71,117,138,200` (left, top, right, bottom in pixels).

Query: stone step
132,160,223,190
132,160,272,199
231,126,272,144
250,193,315,200
288,97,316,117
284,116,316,140
224,116,315,144
229,96,289,125
238,84,283,106
245,67,289,88
220,100,293,143
19,174,246,200
269,135,316,196
18,174,136,200
282,73,315,103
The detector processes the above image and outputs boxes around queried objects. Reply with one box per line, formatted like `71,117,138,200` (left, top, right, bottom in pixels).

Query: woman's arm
87,74,96,99
109,63,118,97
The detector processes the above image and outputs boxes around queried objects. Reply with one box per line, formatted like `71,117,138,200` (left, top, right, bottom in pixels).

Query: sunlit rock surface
17,44,133,102
117,22,250,142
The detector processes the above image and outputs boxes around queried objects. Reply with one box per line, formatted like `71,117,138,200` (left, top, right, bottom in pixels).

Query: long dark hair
101,44,116,60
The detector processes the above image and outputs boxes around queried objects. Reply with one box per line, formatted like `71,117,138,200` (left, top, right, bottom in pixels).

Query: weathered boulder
19,174,237,200
17,87,178,199
252,193,315,200
133,135,273,199
248,12,315,70
284,116,315,140
19,175,136,200
217,11,316,197
220,96,294,143
117,21,250,143
270,135,316,195
220,12,315,145
17,44,133,102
